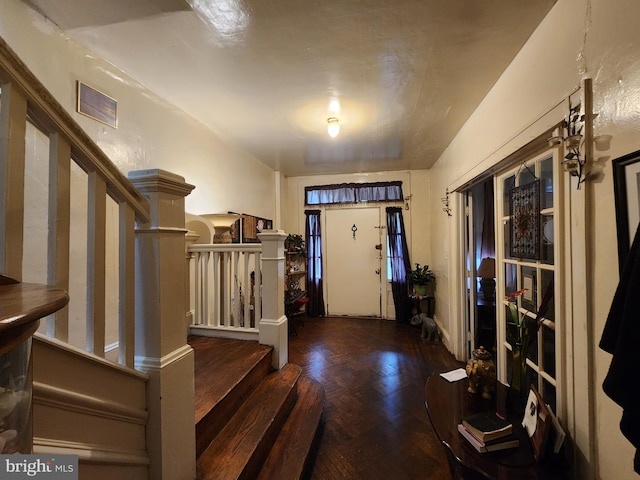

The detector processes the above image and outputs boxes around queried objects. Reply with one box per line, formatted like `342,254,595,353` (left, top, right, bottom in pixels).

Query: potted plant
407,263,435,297
285,234,305,255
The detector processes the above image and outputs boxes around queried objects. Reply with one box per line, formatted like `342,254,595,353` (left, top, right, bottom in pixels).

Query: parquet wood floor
288,316,464,480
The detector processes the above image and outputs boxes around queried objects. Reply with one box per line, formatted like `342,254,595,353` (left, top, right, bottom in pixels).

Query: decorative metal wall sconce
548,79,594,190
562,101,588,188
441,188,452,217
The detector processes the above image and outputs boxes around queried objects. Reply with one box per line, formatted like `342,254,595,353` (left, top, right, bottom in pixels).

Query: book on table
521,385,553,461
461,410,513,442
457,423,520,453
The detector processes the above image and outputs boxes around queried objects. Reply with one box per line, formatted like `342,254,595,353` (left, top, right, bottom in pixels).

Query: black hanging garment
600,224,640,473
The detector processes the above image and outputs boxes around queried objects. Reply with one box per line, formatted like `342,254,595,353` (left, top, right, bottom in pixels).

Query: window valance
304,181,403,206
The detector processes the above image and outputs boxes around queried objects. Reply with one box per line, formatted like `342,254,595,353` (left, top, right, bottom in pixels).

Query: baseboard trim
135,343,193,372
189,325,259,341
33,437,149,466
33,381,147,425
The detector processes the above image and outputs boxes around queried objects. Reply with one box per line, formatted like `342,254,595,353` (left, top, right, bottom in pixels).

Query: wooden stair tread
197,363,302,480
190,335,273,423
257,376,325,480
191,336,274,457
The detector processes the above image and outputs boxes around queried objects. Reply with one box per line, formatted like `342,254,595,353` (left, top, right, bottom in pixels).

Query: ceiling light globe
327,117,340,138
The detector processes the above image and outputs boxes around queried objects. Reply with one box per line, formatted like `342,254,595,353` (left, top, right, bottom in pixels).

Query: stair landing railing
188,243,262,340
187,230,289,369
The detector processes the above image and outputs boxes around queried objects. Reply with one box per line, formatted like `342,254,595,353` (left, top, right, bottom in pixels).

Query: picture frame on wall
242,214,259,243
241,215,273,243
613,150,640,272
509,180,540,260
76,81,118,128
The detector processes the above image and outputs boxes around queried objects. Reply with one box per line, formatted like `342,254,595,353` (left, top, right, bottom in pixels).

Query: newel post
128,169,196,480
257,230,288,369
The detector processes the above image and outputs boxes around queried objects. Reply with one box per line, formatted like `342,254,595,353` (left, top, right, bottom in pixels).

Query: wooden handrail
0,33,149,365
0,36,150,224
0,274,69,356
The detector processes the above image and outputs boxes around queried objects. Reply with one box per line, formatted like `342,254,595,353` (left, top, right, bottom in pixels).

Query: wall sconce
561,101,588,188
327,117,340,138
441,188,452,216
548,80,594,190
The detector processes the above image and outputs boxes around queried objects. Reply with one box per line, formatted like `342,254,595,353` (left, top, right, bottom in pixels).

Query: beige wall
429,0,640,478
4,0,638,477
0,1,276,221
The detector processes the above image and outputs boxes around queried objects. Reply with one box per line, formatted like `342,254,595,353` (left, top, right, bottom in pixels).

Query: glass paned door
496,151,561,411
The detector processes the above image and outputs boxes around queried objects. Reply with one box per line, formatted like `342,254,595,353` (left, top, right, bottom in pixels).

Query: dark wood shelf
287,270,306,276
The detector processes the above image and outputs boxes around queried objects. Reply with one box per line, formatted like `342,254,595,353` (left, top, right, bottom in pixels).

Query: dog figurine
410,313,441,342
465,346,496,399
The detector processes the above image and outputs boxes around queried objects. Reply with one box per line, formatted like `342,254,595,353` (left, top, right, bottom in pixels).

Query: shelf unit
285,250,306,293
285,249,307,335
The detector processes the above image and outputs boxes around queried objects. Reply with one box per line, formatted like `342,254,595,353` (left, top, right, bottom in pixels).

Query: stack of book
457,411,519,453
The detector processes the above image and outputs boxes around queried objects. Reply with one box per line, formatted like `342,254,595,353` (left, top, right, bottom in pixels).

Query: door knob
375,268,381,275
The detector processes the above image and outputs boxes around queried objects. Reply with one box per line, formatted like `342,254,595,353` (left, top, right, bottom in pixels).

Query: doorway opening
465,179,497,360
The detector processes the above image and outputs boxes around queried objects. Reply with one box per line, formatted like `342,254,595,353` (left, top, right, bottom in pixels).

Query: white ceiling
23,0,556,177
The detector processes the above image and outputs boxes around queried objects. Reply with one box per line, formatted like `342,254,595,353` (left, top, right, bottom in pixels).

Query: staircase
190,336,325,480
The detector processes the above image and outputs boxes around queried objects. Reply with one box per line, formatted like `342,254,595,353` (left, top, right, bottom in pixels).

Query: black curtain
386,207,412,322
480,179,495,260
305,210,325,317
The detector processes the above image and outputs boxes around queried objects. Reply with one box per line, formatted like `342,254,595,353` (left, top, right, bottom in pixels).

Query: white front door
325,208,382,317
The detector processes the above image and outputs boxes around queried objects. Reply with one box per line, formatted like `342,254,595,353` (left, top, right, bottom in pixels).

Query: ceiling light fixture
327,117,340,138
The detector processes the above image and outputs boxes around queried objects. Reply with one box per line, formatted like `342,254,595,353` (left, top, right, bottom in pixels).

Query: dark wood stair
190,336,324,480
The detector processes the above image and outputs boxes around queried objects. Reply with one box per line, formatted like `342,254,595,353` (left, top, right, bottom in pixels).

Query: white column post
128,169,196,480
257,230,288,369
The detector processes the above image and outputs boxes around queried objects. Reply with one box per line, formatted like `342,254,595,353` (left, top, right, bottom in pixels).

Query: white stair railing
189,243,262,340
188,230,288,368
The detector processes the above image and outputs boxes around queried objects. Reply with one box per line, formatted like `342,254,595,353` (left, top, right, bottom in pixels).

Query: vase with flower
504,281,553,412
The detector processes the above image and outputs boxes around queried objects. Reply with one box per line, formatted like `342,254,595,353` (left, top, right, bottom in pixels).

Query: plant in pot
407,263,435,297
285,234,306,255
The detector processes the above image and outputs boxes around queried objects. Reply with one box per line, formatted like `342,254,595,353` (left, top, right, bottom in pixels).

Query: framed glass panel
525,313,539,364
541,214,554,265
520,266,537,311
540,269,555,322
510,180,540,260
540,157,554,210
505,263,517,296
503,174,515,213
504,220,514,260
518,165,536,186
543,378,557,413
525,368,538,398
543,325,556,377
